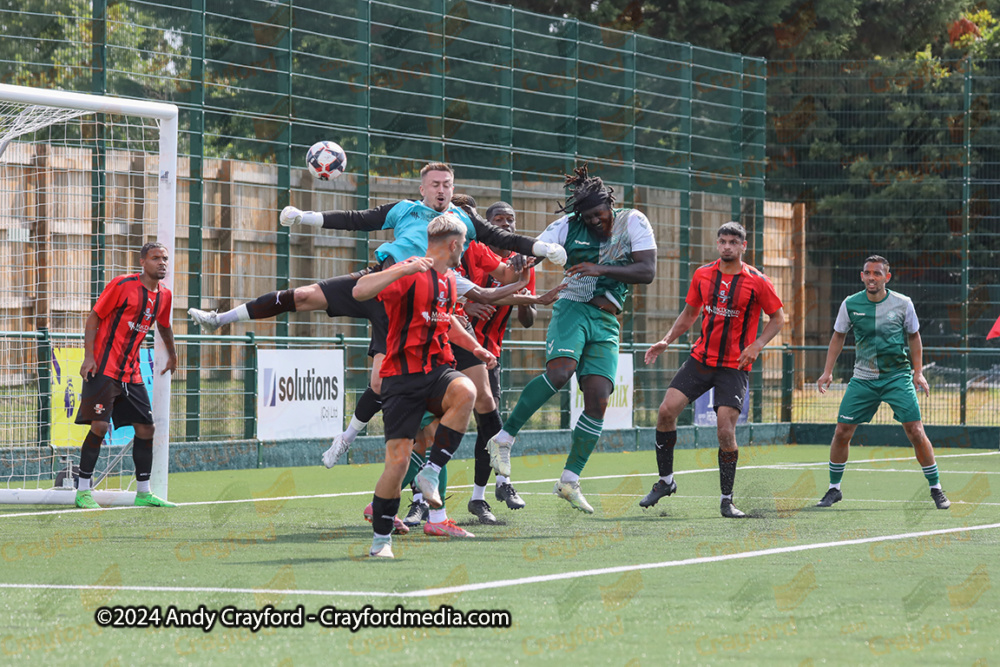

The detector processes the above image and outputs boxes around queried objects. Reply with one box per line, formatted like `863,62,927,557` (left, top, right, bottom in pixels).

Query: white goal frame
0,84,177,505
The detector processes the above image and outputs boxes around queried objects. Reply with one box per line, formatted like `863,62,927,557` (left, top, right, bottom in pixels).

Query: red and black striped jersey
463,243,536,357
92,274,172,383
378,267,457,377
686,259,782,370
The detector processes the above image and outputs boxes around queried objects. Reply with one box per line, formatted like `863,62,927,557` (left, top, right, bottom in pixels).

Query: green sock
922,463,940,487
437,463,448,510
401,452,426,490
564,414,604,476
829,461,846,486
503,373,560,436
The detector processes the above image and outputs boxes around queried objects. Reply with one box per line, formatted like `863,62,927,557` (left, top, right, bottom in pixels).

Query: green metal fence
2,0,771,450
3,1,1000,463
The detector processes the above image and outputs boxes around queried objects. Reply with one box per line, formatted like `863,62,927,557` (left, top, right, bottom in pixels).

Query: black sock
355,386,383,422
132,437,153,482
719,448,739,497
655,429,677,477
474,410,502,486
245,289,297,319
428,424,465,469
78,431,103,479
371,494,400,536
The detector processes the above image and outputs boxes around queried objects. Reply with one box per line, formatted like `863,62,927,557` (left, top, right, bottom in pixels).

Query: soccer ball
306,141,347,180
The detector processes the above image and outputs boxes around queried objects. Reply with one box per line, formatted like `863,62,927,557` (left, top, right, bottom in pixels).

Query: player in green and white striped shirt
815,255,950,510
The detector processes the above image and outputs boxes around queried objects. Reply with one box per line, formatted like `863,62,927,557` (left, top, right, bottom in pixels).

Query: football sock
413,492,424,503
564,414,603,476
719,448,739,497
428,424,464,469
496,475,510,485
370,495,400,537
921,463,940,487
132,437,153,482
353,386,383,423
655,429,677,478
560,470,580,484
501,373,559,436
437,464,448,510
342,416,367,444
472,485,487,502
401,452,425,490
78,431,103,489
217,304,249,326
829,461,846,487
137,481,151,494
429,508,448,523
473,409,502,486
245,289,297,319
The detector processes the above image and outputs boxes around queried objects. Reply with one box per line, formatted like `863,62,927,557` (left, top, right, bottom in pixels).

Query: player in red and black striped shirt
74,242,178,509
461,202,539,522
353,214,497,557
643,222,785,518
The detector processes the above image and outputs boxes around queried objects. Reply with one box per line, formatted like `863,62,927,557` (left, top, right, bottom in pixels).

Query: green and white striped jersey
536,208,656,308
834,289,919,380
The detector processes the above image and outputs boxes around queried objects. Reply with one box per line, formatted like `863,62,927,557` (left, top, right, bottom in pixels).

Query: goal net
0,84,177,505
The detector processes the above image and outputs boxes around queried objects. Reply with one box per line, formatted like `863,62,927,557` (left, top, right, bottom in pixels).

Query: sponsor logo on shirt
421,311,451,323
851,312,866,317
573,240,591,246
705,304,742,318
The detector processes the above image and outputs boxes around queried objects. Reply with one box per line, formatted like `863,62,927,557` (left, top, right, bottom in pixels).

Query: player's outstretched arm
645,303,700,365
564,249,656,284
460,204,567,266
279,203,395,232
448,316,497,369
353,258,432,301
156,322,178,375
816,331,847,394
491,283,565,307
463,269,529,305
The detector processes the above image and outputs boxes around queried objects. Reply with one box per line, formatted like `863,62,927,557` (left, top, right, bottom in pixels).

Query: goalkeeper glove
532,241,567,267
279,206,323,227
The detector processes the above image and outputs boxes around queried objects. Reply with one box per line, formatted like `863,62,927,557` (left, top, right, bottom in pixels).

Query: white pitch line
1,521,997,600
0,582,398,598
398,521,1000,599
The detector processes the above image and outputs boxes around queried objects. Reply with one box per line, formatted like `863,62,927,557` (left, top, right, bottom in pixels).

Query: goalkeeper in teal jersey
815,255,950,510
487,164,657,513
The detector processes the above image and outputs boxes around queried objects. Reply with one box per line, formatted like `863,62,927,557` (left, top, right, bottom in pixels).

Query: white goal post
0,84,177,505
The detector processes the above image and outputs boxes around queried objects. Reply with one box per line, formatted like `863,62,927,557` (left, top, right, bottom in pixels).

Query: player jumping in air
814,255,949,510
487,164,657,513
74,242,178,509
187,163,565,467
642,222,784,518
353,214,495,557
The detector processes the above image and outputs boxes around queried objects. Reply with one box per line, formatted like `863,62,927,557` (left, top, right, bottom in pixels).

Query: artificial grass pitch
0,444,996,665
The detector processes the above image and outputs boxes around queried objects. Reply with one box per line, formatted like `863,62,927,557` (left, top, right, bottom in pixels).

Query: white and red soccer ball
306,141,347,180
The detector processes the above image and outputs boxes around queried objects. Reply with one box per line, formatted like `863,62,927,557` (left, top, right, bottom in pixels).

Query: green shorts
545,299,620,385
837,373,922,424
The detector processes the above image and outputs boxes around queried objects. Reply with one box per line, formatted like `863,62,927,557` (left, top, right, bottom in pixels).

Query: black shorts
316,264,389,357
381,365,466,441
669,356,749,412
75,373,153,426
453,321,485,371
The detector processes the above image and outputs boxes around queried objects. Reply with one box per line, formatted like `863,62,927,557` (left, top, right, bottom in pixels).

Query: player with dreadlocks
486,164,657,512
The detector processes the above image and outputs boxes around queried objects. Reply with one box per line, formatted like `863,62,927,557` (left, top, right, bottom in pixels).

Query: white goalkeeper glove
279,206,323,227
532,241,567,267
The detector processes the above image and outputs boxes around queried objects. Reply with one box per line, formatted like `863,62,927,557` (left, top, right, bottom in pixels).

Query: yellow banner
50,347,89,449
